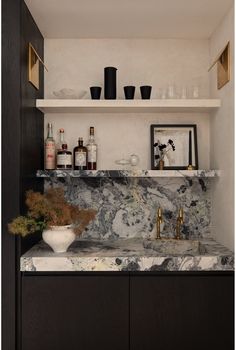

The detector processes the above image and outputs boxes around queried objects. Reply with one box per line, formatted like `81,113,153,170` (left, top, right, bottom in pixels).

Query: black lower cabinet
21,275,129,350
21,273,234,350
130,273,234,350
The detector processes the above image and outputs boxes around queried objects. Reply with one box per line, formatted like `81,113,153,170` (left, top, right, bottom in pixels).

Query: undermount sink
143,238,206,255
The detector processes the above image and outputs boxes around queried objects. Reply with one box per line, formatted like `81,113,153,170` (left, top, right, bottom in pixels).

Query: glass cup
180,87,188,99
140,86,152,99
192,86,199,99
167,85,175,99
90,86,102,99
160,88,167,99
130,154,140,167
124,86,135,99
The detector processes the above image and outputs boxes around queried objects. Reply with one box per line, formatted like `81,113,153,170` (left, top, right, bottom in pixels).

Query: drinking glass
192,86,199,98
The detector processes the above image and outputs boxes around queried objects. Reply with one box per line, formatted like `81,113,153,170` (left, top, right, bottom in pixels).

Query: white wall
44,39,210,169
209,6,234,250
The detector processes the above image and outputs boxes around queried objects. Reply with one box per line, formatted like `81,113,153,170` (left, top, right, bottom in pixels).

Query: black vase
90,86,101,100
104,67,117,99
140,85,152,99
124,86,135,99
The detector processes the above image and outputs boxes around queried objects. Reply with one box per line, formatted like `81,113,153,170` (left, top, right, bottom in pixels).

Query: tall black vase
104,67,117,99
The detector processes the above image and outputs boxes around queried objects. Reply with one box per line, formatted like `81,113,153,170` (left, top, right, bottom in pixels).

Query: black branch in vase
153,139,176,163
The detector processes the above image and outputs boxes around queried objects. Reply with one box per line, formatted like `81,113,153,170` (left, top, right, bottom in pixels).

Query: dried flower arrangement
8,188,96,237
154,139,176,163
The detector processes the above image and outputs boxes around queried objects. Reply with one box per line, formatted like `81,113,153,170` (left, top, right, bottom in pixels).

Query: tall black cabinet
2,1,44,348
2,0,21,348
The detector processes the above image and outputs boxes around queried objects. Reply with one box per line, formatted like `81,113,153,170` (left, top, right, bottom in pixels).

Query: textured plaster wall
209,6,234,250
44,39,210,169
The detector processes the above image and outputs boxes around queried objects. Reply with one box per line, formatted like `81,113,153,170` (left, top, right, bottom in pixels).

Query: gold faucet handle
178,208,184,223
157,207,163,222
156,207,163,239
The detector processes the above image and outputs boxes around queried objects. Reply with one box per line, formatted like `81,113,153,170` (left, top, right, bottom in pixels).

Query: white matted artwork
151,124,198,170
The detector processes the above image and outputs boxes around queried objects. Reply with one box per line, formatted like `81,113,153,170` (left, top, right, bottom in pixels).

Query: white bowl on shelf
52,88,88,99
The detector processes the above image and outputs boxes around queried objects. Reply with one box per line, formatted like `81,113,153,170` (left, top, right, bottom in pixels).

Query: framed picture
150,124,198,170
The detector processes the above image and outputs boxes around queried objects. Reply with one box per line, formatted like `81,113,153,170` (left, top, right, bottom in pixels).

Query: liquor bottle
45,123,56,170
73,137,87,170
87,127,97,170
56,129,72,169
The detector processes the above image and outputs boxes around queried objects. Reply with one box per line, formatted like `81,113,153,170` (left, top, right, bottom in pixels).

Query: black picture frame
150,124,198,170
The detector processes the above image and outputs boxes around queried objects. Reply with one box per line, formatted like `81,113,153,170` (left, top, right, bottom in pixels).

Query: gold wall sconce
208,41,230,89
28,42,48,90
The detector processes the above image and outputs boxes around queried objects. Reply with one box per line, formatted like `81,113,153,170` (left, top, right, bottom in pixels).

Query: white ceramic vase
42,225,76,253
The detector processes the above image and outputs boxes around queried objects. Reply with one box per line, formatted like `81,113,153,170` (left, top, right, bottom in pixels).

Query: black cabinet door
130,273,234,350
22,274,129,350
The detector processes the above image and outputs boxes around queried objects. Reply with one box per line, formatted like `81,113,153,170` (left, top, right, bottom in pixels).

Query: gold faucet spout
156,207,163,239
175,208,184,240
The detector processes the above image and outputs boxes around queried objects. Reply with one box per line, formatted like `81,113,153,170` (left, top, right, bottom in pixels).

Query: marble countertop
21,238,234,272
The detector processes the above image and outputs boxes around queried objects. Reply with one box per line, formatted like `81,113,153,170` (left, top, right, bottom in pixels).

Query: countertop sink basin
143,238,205,255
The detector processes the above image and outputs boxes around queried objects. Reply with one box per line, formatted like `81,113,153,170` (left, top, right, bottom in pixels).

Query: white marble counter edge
20,254,234,272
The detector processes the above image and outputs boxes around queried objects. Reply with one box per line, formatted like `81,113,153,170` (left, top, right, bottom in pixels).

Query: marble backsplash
45,176,211,240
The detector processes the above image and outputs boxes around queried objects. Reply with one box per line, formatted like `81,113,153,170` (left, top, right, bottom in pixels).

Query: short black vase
140,85,152,99
124,86,135,99
90,86,102,100
104,67,117,99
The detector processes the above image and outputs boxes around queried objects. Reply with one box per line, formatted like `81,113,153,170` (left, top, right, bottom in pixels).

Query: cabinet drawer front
22,275,129,350
130,274,234,350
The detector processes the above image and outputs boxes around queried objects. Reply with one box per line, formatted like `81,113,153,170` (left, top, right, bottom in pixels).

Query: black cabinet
22,274,129,350
21,272,234,350
130,273,234,350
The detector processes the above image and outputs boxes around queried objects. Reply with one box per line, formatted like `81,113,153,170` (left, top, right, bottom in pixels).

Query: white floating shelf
36,169,220,178
36,99,221,114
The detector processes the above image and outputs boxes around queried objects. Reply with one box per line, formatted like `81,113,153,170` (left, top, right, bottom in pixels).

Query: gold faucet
175,208,184,240
156,207,163,239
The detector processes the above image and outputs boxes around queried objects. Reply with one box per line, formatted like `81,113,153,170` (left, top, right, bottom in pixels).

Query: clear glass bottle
45,123,56,170
86,127,97,170
57,128,66,151
73,137,87,170
56,129,72,169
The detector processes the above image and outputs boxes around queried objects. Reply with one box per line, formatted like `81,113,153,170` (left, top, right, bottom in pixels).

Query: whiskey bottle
73,137,87,170
45,123,56,170
87,127,97,170
56,129,72,169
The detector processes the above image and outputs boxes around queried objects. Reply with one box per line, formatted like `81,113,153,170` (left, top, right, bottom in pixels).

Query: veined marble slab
37,169,220,178
21,238,234,272
45,176,211,240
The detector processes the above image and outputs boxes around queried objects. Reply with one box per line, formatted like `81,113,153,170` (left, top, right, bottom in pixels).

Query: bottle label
45,141,56,169
88,148,97,163
75,152,86,166
57,154,72,166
